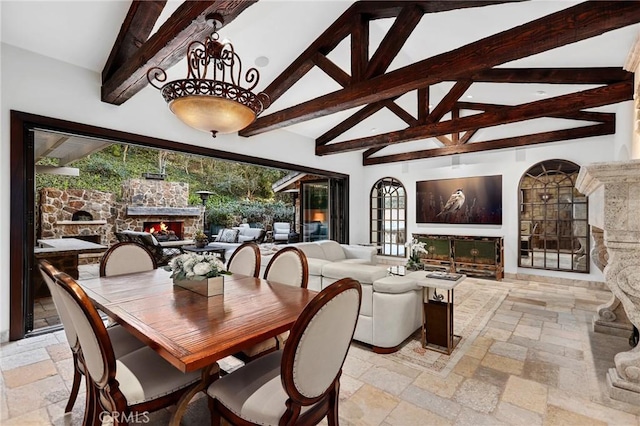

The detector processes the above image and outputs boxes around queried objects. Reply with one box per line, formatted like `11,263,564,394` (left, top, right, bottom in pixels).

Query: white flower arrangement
405,238,428,270
165,252,230,281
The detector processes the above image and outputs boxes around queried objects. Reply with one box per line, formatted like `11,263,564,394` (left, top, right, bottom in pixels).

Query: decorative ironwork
147,13,269,137
432,289,445,302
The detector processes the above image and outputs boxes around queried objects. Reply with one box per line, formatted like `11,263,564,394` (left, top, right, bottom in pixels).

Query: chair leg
210,398,221,426
83,377,95,426
327,382,340,426
65,354,82,413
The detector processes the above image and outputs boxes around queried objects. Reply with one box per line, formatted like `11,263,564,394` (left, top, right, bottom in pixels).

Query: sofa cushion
293,243,326,260
238,228,265,243
219,229,239,243
339,259,370,265
317,240,347,262
321,263,388,284
306,258,331,276
373,276,418,294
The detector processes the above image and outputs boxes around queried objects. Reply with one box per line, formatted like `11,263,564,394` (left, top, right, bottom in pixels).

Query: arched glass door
370,177,406,256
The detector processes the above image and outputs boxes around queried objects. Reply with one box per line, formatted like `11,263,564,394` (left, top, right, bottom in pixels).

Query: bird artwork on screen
416,175,502,224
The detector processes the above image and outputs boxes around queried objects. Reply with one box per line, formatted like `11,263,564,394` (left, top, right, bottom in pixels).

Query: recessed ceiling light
371,127,377,132
255,56,269,67
466,95,473,99
535,90,547,96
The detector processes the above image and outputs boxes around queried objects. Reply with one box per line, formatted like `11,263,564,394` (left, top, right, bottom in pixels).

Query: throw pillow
219,228,239,243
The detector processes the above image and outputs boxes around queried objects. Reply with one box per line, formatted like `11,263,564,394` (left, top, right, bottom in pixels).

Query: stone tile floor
2,275,640,425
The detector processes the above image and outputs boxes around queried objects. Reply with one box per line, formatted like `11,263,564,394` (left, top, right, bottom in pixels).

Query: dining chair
263,246,309,289
52,268,203,425
207,277,362,426
238,247,309,361
226,241,261,278
99,241,158,277
265,247,309,350
38,260,146,414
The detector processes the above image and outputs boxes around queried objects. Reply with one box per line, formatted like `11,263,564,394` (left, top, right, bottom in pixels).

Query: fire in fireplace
143,221,183,241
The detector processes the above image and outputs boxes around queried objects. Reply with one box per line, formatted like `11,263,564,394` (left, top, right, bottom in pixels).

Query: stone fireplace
114,179,203,241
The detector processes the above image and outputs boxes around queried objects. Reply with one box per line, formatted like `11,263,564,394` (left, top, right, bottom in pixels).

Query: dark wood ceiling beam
316,102,387,147
242,1,640,136
313,53,351,87
384,99,417,126
102,1,257,105
102,0,167,83
426,80,472,123
259,6,356,105
418,87,429,122
351,14,369,83
354,1,522,20
363,122,615,165
459,129,477,145
317,80,632,155
469,67,632,84
364,4,423,79
456,101,615,122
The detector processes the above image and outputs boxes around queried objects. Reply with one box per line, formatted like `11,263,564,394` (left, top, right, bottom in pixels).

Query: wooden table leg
169,363,220,426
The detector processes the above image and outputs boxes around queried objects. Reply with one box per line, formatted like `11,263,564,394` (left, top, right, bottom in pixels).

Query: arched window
370,177,406,257
519,159,589,272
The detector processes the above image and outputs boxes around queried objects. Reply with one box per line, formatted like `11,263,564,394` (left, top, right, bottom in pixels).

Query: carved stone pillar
590,226,634,337
576,160,640,405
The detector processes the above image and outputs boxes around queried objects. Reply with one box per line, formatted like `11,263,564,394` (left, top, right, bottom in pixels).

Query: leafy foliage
36,143,291,205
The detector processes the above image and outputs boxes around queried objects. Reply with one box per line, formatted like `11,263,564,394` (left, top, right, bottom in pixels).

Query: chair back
227,242,261,277
263,247,308,288
281,278,361,403
54,272,117,392
38,260,79,350
100,241,157,277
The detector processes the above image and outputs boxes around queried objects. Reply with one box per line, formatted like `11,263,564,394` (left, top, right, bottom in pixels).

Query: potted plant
405,238,428,271
193,229,208,248
164,252,230,296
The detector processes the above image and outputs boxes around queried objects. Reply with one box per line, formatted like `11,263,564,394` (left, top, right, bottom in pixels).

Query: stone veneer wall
39,188,115,245
39,179,203,247
114,179,203,240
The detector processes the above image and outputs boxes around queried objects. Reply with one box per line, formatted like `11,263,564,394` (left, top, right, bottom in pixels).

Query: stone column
576,160,640,404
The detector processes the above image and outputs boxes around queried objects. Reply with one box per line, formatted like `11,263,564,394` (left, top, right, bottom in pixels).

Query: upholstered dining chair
264,247,309,350
263,246,309,289
226,241,261,278
238,247,309,361
99,241,158,277
207,278,362,426
52,268,203,425
38,260,146,414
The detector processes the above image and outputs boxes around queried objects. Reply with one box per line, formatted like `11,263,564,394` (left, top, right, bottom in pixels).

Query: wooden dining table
78,268,316,425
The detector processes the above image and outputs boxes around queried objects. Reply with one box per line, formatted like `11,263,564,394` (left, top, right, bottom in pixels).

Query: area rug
386,279,508,378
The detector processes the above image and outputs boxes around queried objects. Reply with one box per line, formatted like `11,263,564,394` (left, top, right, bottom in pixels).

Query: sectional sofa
260,240,423,353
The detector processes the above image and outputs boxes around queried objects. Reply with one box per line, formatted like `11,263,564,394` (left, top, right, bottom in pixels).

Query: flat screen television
416,175,502,224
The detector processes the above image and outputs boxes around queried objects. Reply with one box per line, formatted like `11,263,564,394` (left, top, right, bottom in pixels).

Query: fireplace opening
72,210,93,221
143,221,184,241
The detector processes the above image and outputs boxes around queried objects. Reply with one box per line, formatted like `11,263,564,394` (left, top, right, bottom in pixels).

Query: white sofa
208,224,266,261
284,240,380,291
261,240,422,353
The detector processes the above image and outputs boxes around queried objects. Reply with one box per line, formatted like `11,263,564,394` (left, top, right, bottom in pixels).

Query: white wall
1,43,634,341
359,104,634,283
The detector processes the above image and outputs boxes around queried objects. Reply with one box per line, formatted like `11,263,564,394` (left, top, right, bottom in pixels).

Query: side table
406,271,466,355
